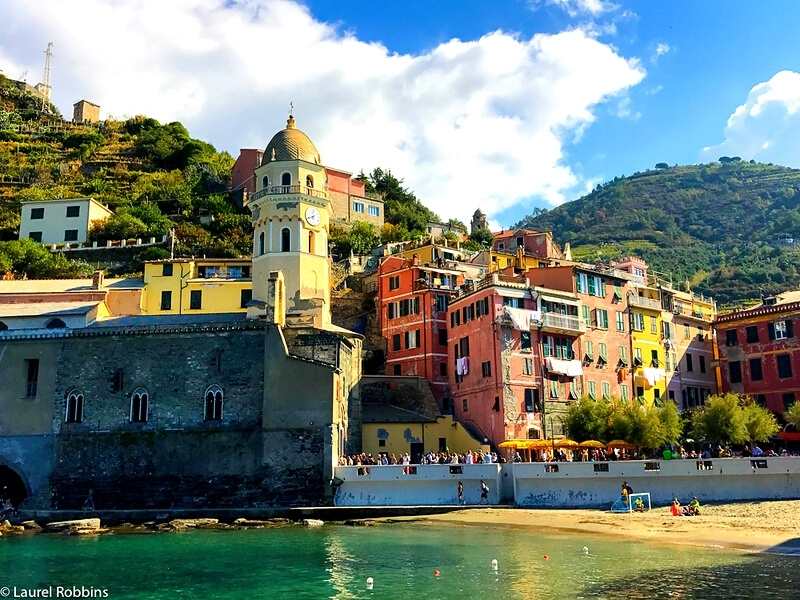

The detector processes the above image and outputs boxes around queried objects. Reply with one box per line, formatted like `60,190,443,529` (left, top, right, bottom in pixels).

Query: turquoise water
0,523,798,599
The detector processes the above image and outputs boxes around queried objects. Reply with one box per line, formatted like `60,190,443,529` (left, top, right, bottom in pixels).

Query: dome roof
262,115,321,165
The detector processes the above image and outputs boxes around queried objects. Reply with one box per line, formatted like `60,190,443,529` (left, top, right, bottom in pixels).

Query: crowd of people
339,450,500,466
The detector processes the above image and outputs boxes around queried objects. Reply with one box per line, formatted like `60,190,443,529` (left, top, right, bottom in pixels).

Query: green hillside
515,161,800,305
0,74,251,277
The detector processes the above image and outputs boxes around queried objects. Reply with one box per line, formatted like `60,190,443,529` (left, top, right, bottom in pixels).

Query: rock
1,520,10,529
168,518,219,529
66,527,109,536
301,519,324,528
233,518,291,528
21,520,42,531
344,519,376,527
46,518,101,533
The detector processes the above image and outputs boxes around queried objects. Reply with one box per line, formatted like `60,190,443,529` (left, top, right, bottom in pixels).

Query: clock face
305,207,321,227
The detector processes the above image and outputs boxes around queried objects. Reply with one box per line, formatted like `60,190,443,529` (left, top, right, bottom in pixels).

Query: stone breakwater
0,516,345,537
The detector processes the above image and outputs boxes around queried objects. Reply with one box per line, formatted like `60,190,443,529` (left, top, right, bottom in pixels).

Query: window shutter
788,320,795,338
768,323,775,341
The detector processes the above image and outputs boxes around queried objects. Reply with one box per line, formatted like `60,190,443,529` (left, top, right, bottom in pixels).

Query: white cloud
701,71,800,166
531,0,619,17
655,42,670,57
0,0,644,223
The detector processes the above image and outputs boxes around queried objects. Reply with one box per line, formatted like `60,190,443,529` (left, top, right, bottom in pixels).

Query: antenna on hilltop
40,42,53,113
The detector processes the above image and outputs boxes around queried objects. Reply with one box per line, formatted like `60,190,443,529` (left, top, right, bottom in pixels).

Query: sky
1,0,800,227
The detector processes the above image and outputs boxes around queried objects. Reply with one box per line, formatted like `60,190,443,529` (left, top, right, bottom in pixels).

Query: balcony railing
629,295,662,311
541,312,586,334
250,184,328,202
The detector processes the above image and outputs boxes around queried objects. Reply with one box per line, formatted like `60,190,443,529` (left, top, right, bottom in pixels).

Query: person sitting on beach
634,497,646,512
670,498,682,516
687,497,701,516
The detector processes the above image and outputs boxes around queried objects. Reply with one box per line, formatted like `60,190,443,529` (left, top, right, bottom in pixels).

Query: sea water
0,523,797,599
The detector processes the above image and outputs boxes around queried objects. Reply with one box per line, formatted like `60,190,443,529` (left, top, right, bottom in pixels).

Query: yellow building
362,413,489,456
628,285,667,403
250,114,332,328
141,258,252,315
395,242,469,264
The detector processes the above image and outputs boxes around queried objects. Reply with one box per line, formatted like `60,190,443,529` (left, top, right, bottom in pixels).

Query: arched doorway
0,465,28,508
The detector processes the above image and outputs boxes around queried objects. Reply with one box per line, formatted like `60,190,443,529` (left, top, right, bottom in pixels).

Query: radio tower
40,42,53,113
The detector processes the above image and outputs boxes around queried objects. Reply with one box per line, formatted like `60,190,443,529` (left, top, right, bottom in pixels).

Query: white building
18,197,114,246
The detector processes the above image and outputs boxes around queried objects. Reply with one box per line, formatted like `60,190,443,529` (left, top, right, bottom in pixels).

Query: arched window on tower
204,385,224,421
281,227,291,252
308,230,315,254
259,231,265,255
130,387,149,423
65,390,84,423
281,172,292,187
0,321,7,332
306,174,314,189
262,175,269,189
46,318,66,329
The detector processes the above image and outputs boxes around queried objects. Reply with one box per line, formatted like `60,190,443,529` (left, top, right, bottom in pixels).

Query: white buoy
583,546,589,555
491,559,498,570
366,577,374,589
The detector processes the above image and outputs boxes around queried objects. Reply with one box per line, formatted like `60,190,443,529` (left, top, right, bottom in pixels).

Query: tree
90,212,148,242
364,168,438,236
742,402,779,447
658,401,683,445
784,402,800,430
655,162,669,169
691,393,747,445
564,396,611,441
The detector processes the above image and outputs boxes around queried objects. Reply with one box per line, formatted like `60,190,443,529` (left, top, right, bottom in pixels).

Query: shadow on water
580,541,800,600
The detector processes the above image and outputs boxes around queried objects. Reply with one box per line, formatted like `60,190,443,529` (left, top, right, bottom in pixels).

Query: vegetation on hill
0,75,249,277
515,161,800,304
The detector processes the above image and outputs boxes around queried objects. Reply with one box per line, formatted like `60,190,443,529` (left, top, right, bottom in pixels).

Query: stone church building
0,116,363,510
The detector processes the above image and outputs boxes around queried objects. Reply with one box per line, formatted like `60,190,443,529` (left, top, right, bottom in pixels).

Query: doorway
0,465,28,508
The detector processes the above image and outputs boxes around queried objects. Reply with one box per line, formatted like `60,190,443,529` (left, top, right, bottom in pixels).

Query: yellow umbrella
607,439,636,449
553,438,579,448
498,439,527,449
523,439,553,449
578,440,605,448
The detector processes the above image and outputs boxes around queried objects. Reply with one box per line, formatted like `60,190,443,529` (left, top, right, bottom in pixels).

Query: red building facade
715,293,800,413
447,274,545,444
377,255,463,404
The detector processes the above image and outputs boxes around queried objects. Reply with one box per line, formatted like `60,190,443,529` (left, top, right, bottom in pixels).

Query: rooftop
0,301,99,318
0,278,144,294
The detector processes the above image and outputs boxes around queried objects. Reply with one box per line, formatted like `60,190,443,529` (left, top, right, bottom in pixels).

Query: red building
491,228,566,260
230,149,263,195
715,291,800,413
377,255,463,404
446,273,585,445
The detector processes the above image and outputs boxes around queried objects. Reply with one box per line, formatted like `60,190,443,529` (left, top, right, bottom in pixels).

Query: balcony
540,312,586,335
250,184,327,202
629,294,662,311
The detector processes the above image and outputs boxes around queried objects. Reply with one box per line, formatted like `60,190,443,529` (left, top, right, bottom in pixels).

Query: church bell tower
250,113,331,327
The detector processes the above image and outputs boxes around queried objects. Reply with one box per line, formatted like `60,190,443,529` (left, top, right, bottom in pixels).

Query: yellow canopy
524,439,554,449
607,439,636,449
578,440,605,448
498,439,528,449
553,438,579,448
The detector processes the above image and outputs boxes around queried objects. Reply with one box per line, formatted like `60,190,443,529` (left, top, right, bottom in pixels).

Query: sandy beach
386,501,800,553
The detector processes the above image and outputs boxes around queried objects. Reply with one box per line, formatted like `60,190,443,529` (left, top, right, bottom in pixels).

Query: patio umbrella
607,439,636,449
578,440,605,448
498,440,527,449
523,439,553,449
554,438,579,448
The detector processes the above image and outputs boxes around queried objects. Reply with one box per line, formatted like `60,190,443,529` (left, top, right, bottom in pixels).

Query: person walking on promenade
479,480,489,505
457,480,465,505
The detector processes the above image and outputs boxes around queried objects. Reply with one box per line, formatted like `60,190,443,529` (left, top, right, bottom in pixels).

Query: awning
546,357,583,377
501,306,541,330
539,293,580,308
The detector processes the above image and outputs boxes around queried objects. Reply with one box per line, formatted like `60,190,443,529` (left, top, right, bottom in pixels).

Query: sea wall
334,457,800,507
334,464,502,506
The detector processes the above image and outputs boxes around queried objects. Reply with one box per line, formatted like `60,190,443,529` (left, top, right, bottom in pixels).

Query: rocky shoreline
0,516,377,537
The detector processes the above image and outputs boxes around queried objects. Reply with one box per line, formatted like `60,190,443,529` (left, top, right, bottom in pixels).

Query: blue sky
1,0,800,226
306,0,800,223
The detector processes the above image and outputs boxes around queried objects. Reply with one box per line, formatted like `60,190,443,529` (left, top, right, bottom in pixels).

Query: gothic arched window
306,174,314,189
262,175,269,188
130,387,149,423
65,390,84,423
281,172,292,186
46,318,66,329
204,385,224,421
259,231,265,255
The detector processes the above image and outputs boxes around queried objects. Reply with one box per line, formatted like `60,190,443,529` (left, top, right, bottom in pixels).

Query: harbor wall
333,464,502,506
334,457,800,507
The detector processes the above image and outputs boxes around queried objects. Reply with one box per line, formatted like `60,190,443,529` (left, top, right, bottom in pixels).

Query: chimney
92,270,105,290
412,254,420,266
